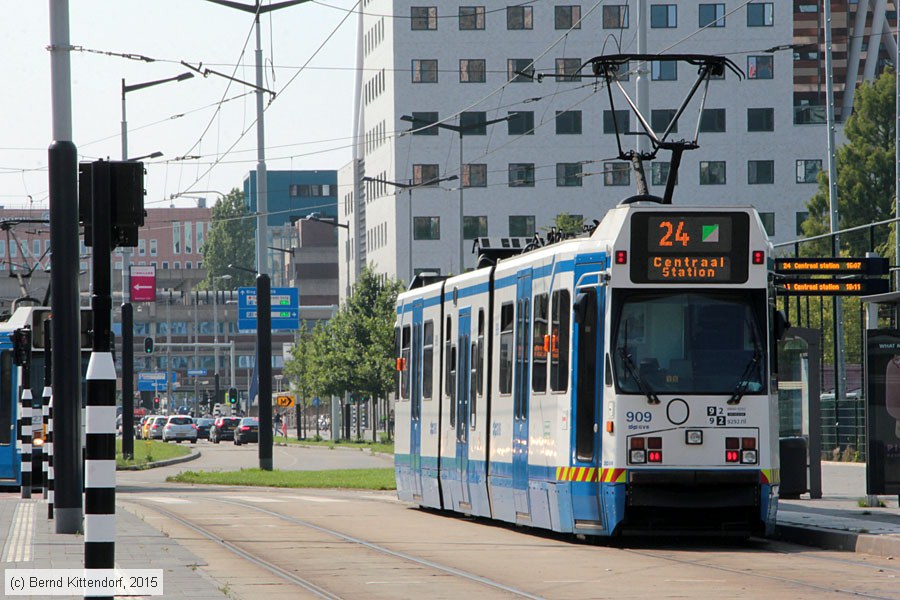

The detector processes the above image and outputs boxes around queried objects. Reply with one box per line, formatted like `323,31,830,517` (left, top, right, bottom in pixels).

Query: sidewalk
776,461,900,557
0,496,226,599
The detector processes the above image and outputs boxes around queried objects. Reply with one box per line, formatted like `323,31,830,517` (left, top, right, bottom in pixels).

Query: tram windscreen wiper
618,322,659,405
728,321,764,405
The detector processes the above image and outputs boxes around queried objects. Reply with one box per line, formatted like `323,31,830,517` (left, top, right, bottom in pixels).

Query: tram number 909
626,411,652,423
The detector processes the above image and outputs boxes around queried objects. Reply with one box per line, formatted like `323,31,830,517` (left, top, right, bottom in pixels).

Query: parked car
147,416,168,440
234,417,259,445
195,418,214,440
210,417,241,443
162,415,198,443
139,415,157,440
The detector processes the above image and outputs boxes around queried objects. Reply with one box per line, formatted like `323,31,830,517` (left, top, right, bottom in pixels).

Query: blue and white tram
395,201,781,537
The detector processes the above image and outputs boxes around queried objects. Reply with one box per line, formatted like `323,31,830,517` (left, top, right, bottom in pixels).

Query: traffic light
153,397,160,408
144,337,154,354
227,388,238,405
11,327,31,366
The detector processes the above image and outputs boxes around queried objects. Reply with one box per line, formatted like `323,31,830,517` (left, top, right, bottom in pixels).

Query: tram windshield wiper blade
727,350,762,405
618,346,660,405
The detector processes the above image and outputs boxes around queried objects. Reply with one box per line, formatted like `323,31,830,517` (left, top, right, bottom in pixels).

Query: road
117,444,900,600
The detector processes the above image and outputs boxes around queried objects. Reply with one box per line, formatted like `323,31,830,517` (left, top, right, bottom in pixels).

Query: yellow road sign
275,394,295,408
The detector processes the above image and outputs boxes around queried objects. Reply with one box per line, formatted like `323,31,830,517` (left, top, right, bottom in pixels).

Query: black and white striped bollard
20,387,32,499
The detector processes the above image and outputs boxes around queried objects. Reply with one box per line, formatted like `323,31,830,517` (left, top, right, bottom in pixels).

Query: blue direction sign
187,369,207,377
238,287,300,333
137,371,177,392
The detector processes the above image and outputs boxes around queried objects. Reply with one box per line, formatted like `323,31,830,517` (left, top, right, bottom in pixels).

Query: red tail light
240,426,250,431
615,250,628,264
752,250,765,264
726,450,740,463
192,424,198,430
648,451,663,463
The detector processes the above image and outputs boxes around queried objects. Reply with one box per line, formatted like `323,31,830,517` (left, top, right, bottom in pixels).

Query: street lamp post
213,274,232,408
362,175,457,284
401,114,512,274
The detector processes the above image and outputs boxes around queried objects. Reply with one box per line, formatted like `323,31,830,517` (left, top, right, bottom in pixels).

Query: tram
394,202,784,536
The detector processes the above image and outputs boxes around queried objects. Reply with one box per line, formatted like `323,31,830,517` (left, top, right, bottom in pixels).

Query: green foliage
544,213,585,236
199,188,257,289
284,264,404,407
166,468,396,490
801,69,897,258
116,439,190,468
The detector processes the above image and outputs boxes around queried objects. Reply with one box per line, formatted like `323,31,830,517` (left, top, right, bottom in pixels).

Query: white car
161,415,198,443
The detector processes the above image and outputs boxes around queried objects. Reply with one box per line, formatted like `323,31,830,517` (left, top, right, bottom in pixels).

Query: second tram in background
394,201,784,537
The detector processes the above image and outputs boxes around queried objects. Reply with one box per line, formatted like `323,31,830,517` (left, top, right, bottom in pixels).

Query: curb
776,523,900,558
117,449,201,471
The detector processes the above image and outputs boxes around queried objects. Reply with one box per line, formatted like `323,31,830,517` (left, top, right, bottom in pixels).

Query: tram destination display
630,212,750,284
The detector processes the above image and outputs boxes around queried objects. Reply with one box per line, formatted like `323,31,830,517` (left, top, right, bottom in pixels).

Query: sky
0,0,359,212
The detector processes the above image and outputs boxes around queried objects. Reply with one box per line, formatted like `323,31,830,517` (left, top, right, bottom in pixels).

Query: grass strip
167,467,396,490
116,439,191,468
276,436,394,455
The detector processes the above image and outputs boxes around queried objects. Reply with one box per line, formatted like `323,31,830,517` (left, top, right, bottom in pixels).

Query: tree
544,213,585,237
802,69,896,258
199,188,256,288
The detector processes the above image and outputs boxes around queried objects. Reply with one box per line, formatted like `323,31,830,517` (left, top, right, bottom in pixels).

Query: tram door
513,269,533,516
456,309,472,508
410,300,424,499
0,351,18,484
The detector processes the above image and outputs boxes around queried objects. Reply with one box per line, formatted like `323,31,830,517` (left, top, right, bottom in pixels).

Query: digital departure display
630,212,750,284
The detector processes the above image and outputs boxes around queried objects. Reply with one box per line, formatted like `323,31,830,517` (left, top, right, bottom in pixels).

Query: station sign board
774,257,890,276
778,278,889,296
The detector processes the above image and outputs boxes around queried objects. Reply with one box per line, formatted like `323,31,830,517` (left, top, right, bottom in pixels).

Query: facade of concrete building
338,1,897,297
243,170,339,286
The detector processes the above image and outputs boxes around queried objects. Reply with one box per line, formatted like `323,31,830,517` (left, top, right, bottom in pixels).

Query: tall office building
338,1,896,295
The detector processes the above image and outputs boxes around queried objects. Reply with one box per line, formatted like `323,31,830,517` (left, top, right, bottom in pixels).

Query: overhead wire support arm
180,61,276,99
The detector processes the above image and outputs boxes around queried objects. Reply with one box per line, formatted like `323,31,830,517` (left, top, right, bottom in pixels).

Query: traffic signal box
227,388,238,405
144,337,154,354
11,327,31,366
78,160,145,248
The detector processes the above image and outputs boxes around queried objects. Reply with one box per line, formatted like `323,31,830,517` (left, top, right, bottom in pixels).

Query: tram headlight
685,430,703,445
629,449,646,464
741,449,758,464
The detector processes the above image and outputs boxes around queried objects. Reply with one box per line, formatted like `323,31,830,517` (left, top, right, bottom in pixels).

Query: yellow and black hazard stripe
556,467,627,483
759,468,780,485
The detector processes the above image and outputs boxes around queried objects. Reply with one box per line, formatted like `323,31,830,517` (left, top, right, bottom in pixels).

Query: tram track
126,495,545,600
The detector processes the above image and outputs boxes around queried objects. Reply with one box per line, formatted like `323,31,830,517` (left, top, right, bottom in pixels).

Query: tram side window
0,351,10,445
532,293,548,392
550,290,571,392
476,309,485,397
400,325,411,400
470,341,478,429
394,327,401,399
499,302,514,394
423,320,434,399
446,316,456,426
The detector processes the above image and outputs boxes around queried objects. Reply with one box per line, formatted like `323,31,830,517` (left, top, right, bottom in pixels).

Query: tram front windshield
613,291,766,396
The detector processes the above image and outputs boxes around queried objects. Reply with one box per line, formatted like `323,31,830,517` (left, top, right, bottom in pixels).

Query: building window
460,59,486,83
747,108,774,132
509,215,535,237
508,111,535,135
509,163,535,187
410,111,439,135
604,162,630,186
747,2,774,26
413,216,441,240
459,6,485,30
507,6,533,29
699,108,726,132
196,222,204,253
748,160,775,184
411,6,437,30
150,239,158,256
463,164,487,187
747,55,773,79
603,109,629,134
795,211,809,235
412,59,438,83
651,4,676,28
602,5,629,28
508,58,534,82
555,58,582,82
460,111,487,135
651,60,677,80
413,164,440,186
759,212,775,236
555,5,581,29
556,163,583,187
651,162,676,186
463,216,488,239
138,239,146,256
555,110,582,134
651,109,678,134
184,222,192,254
699,3,725,27
172,222,181,254
162,261,169,270
700,161,726,185
796,159,822,183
